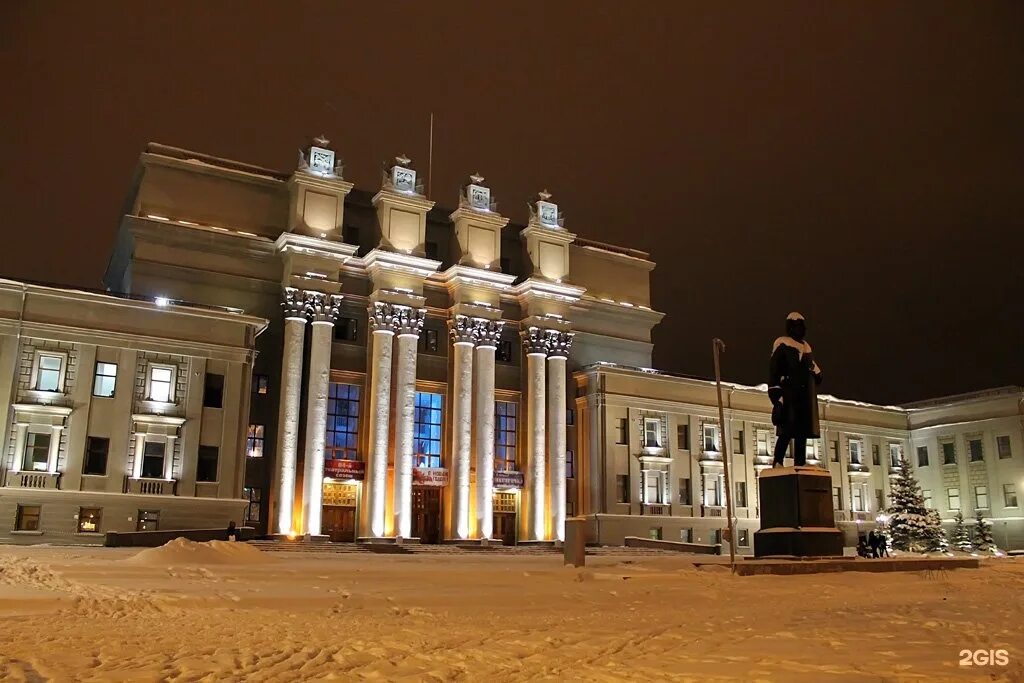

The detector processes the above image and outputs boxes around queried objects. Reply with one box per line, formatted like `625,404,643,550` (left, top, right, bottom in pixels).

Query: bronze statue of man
768,312,823,467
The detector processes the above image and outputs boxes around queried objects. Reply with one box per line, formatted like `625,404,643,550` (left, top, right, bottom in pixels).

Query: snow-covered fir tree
950,510,973,551
925,509,949,553
886,456,945,552
973,511,996,552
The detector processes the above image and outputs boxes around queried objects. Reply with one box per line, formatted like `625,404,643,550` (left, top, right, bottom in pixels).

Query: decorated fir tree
886,456,945,552
973,511,996,552
950,510,973,552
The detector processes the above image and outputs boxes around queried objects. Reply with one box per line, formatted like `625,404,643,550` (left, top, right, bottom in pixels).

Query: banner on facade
324,459,366,481
493,470,525,490
412,467,449,487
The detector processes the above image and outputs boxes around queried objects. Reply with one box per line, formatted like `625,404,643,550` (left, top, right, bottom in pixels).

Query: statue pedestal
754,466,844,558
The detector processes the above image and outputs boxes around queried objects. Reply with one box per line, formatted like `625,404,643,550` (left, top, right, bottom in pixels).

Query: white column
273,288,307,536
46,425,64,474
366,302,397,538
301,292,341,537
546,349,569,542
11,424,27,473
132,432,146,479
449,315,475,540
474,320,502,540
522,327,548,541
392,308,424,539
163,435,177,480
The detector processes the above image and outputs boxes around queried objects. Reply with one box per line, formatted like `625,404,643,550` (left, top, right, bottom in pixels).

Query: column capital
368,301,404,333
449,314,476,345
520,325,549,355
545,329,574,359
472,318,504,348
304,291,343,324
282,287,308,320
395,306,426,336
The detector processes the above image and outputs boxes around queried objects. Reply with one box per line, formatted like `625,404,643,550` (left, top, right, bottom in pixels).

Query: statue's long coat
768,337,823,439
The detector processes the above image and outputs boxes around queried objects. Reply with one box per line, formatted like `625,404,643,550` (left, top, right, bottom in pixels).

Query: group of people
857,529,890,558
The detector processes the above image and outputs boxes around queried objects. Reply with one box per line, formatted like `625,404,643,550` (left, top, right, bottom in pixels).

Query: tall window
566,409,575,426
203,373,224,408
735,481,747,507
413,392,443,468
93,362,117,397
974,485,989,510
737,529,750,547
922,489,932,508
643,470,664,504
22,432,50,472
677,423,690,450
566,449,575,479
852,486,864,512
996,435,1012,459
326,383,360,461
947,487,961,510
197,446,219,482
849,440,863,465
148,365,175,403
243,487,262,523
494,401,517,471
246,425,265,458
643,418,661,448
875,488,885,511
616,474,630,503
755,430,771,457
616,418,628,445
252,374,269,395
829,440,839,462
77,508,102,533
34,353,63,392
702,424,720,453
917,446,929,467
733,429,745,455
832,487,842,511
496,339,513,363
141,441,166,479
678,478,691,505
704,476,722,506
422,329,439,352
889,443,902,467
83,437,109,476
15,505,41,531
941,440,956,465
968,438,984,463
334,317,358,342
871,444,881,466
1004,483,1018,508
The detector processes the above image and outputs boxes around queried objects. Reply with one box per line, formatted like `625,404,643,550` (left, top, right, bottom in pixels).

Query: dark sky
2,2,1022,404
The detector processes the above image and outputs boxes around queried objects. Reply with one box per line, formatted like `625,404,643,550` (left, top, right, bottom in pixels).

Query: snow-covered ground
0,541,1022,681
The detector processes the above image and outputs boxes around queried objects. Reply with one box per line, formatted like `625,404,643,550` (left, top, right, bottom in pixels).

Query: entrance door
493,513,516,545
411,487,441,544
322,506,356,542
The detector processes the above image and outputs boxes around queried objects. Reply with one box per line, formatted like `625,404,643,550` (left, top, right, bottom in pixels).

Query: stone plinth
754,466,843,558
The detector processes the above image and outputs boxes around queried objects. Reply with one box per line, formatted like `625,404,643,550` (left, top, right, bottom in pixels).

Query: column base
357,536,421,545
267,533,329,543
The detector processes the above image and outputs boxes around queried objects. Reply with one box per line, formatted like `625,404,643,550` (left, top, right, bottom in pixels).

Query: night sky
2,3,1022,404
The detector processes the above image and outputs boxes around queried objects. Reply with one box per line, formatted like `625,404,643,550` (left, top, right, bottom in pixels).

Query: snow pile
125,538,273,566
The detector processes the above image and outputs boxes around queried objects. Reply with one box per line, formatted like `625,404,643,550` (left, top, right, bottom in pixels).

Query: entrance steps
248,539,680,558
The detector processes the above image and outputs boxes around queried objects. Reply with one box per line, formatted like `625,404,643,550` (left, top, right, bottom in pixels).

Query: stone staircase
247,539,681,558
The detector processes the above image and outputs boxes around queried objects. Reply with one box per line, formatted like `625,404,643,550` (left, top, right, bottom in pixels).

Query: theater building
0,279,265,543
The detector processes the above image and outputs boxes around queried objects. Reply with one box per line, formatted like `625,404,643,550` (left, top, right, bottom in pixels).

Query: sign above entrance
412,467,449,487
324,459,366,481
493,470,525,490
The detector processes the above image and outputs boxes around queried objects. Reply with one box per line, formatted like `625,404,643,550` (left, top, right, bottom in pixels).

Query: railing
847,462,870,475
642,505,666,516
126,478,177,496
704,506,724,517
6,471,61,490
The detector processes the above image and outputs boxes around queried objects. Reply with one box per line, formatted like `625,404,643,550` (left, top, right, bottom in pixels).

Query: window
849,440,863,465
203,373,224,408
968,439,983,463
711,529,723,545
326,383,360,461
34,353,64,392
832,487,842,511
735,481,747,508
137,510,160,531
413,392,443,468
566,500,575,516
494,401,518,471
22,432,50,472
829,440,839,462
496,339,513,362
889,443,902,468
93,362,117,397
566,409,575,426
616,418,628,445
246,424,265,458
15,505,41,531
423,329,439,353
648,527,663,540
566,450,575,479
875,488,885,511
616,474,630,503
871,444,880,466
922,489,932,508
244,487,262,523
947,487,961,510
917,446,929,467
995,435,1011,459
704,476,722,506
852,486,864,512
755,430,771,457
1004,483,1018,508
77,507,101,533
643,418,661,448
83,437,109,475
678,478,691,505
974,485,989,510
643,470,664,504
702,424,720,453
253,374,269,395
148,364,175,403
737,529,750,547
141,441,166,479
733,429,745,455
197,446,219,482
677,423,690,450
680,528,693,543
334,317,358,342
941,440,956,465
807,439,819,460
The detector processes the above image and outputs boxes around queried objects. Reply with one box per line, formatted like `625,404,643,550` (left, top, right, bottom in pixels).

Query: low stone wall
105,526,256,547
624,536,722,555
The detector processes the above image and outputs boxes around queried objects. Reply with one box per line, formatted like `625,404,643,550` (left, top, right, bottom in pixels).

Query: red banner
324,459,366,481
412,467,449,487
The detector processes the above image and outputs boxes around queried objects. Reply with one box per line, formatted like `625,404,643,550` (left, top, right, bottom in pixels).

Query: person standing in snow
768,312,823,467
226,520,238,542
868,529,880,558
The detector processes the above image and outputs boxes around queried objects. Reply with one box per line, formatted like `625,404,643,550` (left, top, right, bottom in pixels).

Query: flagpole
713,338,737,573
427,112,434,199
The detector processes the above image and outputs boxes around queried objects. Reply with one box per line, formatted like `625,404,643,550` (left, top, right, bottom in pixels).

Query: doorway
493,513,517,545
323,506,356,542
411,487,442,544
